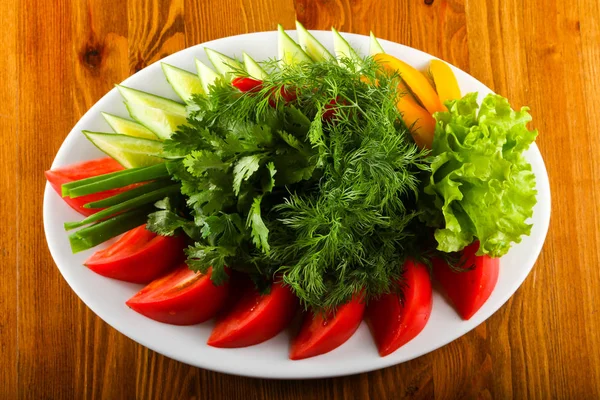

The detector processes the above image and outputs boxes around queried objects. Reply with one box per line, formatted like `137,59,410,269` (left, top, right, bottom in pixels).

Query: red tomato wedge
207,281,298,348
215,271,253,317
84,225,187,283
366,261,433,357
126,264,229,325
45,157,127,216
433,242,500,320
289,295,365,360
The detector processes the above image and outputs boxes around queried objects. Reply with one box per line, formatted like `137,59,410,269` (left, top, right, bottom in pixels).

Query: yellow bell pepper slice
429,59,461,103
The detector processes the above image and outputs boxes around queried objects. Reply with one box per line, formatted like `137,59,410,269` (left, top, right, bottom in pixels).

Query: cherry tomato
207,281,298,348
126,264,229,325
279,85,297,102
84,225,187,283
45,157,127,216
366,261,432,357
322,98,339,121
289,295,365,360
232,77,263,93
433,242,499,320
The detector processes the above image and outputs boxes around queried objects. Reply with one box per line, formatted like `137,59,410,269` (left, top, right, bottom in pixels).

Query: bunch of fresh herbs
147,57,432,310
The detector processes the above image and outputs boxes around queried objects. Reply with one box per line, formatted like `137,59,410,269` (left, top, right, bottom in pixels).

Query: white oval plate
43,31,551,379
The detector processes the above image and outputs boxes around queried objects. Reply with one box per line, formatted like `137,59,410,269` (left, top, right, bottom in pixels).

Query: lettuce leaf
421,93,538,257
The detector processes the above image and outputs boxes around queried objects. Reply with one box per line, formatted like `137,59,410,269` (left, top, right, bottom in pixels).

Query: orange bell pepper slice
396,82,436,149
373,53,446,114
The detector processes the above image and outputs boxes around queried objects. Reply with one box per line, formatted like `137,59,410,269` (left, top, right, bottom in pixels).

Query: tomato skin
289,295,365,360
126,264,229,325
232,77,263,93
366,261,433,357
433,242,500,320
45,157,127,216
84,225,187,283
207,281,298,348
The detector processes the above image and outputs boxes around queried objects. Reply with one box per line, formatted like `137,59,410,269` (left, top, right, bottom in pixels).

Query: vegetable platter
44,26,550,379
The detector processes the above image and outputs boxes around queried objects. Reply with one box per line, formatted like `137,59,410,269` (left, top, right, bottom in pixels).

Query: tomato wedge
84,225,187,283
366,261,433,357
433,242,499,320
207,281,298,348
289,295,365,360
126,264,229,325
45,157,127,216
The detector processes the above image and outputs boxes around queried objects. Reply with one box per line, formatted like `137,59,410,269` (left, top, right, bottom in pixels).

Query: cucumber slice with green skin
369,32,385,55
101,112,158,140
195,58,221,93
125,102,188,140
242,52,267,80
205,48,244,80
332,27,361,63
116,85,186,116
83,131,164,168
161,63,204,103
296,20,334,61
278,24,312,66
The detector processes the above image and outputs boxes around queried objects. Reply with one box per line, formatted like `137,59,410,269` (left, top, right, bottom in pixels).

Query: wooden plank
185,0,296,44
128,0,186,74
71,0,130,114
16,0,80,398
518,0,598,397
576,0,600,390
0,0,18,397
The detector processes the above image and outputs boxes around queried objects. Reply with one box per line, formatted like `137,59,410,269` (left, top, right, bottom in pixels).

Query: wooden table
2,0,599,398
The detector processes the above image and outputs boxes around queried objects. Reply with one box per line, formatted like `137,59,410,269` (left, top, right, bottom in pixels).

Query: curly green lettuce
421,93,538,257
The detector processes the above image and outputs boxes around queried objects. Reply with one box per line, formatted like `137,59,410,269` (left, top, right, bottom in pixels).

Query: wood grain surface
2,0,599,398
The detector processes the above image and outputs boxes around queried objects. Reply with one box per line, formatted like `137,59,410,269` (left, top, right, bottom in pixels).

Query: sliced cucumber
205,48,243,80
332,27,361,63
242,52,267,80
278,24,312,66
195,58,221,93
161,63,204,104
116,85,187,116
296,21,334,61
83,131,164,168
125,102,188,140
369,32,385,55
101,112,157,140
